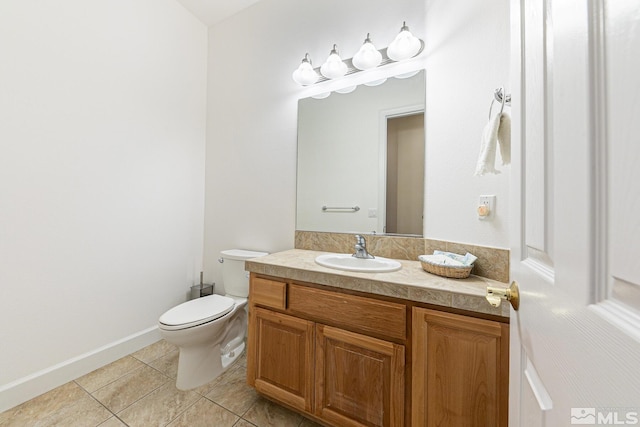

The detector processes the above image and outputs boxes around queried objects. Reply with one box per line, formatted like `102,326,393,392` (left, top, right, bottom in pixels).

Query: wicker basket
419,256,473,279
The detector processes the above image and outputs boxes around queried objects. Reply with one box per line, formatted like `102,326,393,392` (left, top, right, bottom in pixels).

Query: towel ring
488,87,511,119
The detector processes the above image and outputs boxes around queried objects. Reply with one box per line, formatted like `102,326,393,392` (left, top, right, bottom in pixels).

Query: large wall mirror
296,70,425,236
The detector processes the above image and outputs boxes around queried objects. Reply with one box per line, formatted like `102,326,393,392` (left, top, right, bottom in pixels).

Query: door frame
377,104,425,234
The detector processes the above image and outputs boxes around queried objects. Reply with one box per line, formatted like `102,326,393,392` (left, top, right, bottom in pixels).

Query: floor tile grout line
104,373,172,418
71,381,120,426
200,389,258,419
209,399,244,423
144,360,176,378
140,348,174,371
236,419,257,427
76,361,147,397
91,344,176,426
161,395,205,427
113,414,131,427
241,395,264,418
130,343,179,366
86,364,170,414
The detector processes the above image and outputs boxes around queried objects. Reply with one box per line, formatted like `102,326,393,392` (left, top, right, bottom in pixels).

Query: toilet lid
159,295,235,329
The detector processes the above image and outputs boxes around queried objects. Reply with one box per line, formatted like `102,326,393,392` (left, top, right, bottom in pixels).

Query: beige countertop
245,249,510,318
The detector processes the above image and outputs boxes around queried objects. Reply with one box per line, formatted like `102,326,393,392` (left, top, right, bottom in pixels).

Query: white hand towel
498,112,511,165
475,112,502,175
475,112,511,175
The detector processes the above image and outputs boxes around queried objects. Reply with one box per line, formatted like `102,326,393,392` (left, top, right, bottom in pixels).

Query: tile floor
0,340,322,427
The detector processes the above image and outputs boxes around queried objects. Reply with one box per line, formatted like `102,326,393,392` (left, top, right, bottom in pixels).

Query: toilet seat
159,295,235,331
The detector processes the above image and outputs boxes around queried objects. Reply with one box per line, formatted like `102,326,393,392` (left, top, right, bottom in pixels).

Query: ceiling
175,0,261,26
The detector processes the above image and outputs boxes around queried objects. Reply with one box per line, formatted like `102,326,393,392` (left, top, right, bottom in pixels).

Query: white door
509,0,640,426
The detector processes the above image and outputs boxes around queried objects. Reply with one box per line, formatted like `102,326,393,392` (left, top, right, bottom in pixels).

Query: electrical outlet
478,195,496,219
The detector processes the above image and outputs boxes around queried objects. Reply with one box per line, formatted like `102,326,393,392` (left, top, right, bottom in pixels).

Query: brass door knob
486,281,520,311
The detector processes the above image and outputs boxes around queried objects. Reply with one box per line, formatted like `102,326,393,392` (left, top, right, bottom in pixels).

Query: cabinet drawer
251,276,286,310
288,283,406,341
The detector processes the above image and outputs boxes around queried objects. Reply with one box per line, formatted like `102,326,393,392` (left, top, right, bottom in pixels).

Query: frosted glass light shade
335,85,356,94
292,54,319,86
320,45,348,79
352,34,383,70
387,22,421,61
364,78,387,87
312,92,331,99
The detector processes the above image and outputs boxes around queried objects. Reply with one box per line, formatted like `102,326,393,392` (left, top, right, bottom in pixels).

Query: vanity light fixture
364,78,388,87
352,33,383,70
292,53,320,86
387,21,422,61
335,85,357,94
292,21,424,88
311,92,331,99
320,45,348,79
395,70,421,79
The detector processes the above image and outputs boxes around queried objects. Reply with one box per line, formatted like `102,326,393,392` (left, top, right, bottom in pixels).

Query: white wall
204,0,510,291
424,0,511,247
0,0,207,410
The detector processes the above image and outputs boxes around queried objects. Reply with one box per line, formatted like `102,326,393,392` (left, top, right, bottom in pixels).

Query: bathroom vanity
245,249,509,427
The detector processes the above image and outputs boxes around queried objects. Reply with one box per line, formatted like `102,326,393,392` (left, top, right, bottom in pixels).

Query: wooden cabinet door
412,308,509,427
250,307,315,412
315,324,405,427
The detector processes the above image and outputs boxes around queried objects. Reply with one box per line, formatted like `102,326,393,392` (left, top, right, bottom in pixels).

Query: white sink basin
315,253,402,273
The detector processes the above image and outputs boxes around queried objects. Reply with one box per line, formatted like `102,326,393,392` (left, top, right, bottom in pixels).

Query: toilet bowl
158,249,267,390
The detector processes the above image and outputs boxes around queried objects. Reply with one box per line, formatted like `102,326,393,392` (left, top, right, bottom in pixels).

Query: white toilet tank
220,249,268,297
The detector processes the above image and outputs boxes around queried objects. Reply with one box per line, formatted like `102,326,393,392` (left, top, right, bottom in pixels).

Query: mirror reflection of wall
386,112,424,235
296,70,425,236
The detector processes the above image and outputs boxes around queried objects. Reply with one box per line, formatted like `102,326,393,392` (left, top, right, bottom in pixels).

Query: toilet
158,249,268,390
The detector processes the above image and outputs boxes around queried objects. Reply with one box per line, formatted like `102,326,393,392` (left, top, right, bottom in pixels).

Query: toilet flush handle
218,257,224,263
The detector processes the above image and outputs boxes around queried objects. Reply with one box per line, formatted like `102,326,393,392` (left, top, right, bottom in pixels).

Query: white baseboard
0,326,161,413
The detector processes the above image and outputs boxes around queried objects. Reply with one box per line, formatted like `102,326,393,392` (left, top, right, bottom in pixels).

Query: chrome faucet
353,234,375,259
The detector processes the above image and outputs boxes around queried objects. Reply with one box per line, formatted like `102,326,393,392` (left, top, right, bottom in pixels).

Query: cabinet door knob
486,281,520,311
